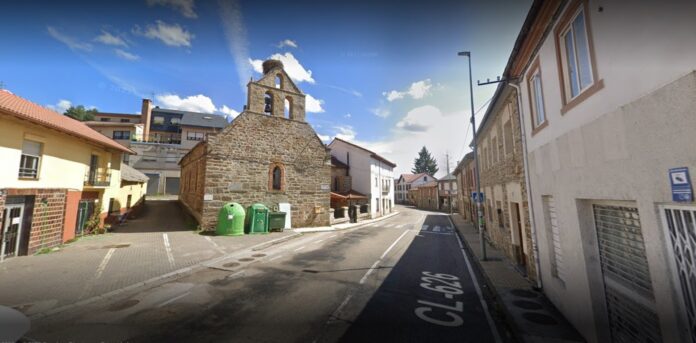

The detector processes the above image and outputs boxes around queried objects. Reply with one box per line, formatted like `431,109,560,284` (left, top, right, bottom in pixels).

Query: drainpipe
508,81,543,290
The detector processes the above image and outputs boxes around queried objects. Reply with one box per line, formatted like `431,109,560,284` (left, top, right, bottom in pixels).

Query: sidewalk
449,214,584,343
293,211,400,233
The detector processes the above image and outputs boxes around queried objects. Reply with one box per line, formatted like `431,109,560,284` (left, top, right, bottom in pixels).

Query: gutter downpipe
508,81,543,290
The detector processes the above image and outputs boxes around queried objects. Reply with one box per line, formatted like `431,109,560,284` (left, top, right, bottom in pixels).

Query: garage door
145,173,160,195
165,177,180,195
593,203,661,342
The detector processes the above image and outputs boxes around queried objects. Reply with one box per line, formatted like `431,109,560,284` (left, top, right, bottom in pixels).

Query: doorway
1,203,25,260
511,202,527,272
75,200,95,236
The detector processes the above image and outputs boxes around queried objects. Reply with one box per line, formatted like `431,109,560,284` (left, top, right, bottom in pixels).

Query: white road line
419,231,453,235
359,260,381,284
228,270,245,279
330,294,353,321
294,246,306,252
268,255,284,262
450,218,502,343
163,233,175,268
380,230,410,260
328,234,337,239
204,236,226,254
156,291,190,308
314,239,325,244
95,248,116,280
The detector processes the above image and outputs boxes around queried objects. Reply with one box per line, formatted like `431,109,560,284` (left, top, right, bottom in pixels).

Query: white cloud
277,39,298,49
249,52,315,84
134,21,193,47
219,0,251,91
395,105,439,132
146,0,197,18
317,134,330,142
305,94,325,113
334,125,356,141
46,99,72,113
371,107,390,118
383,79,433,102
344,113,352,118
47,26,92,52
156,93,216,113
114,49,140,61
218,105,239,119
95,31,127,47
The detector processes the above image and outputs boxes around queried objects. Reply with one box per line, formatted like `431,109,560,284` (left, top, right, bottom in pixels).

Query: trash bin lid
249,203,269,210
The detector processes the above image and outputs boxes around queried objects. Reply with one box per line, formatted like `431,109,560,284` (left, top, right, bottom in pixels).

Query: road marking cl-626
414,271,465,327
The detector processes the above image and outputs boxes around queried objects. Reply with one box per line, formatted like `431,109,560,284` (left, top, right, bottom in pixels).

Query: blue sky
0,0,530,176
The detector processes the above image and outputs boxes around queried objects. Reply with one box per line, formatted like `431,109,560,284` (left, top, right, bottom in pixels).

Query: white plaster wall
517,2,696,339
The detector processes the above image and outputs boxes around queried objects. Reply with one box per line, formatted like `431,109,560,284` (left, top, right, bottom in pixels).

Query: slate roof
120,164,149,182
0,90,133,154
152,108,228,129
331,156,349,169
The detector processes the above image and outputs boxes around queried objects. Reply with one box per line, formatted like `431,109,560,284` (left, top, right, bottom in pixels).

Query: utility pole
459,51,486,261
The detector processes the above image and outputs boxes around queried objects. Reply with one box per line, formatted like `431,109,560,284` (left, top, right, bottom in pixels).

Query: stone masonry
179,60,331,230
475,86,537,282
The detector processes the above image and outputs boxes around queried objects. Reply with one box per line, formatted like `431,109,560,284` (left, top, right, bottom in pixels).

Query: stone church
179,60,331,229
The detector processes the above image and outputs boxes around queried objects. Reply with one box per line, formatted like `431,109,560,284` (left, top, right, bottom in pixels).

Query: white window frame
559,6,594,100
18,140,42,179
529,69,546,128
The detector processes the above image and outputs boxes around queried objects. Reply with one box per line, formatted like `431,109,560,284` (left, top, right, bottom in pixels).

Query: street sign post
669,167,693,202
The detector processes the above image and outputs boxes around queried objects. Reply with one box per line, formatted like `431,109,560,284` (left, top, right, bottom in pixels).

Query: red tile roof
0,90,133,154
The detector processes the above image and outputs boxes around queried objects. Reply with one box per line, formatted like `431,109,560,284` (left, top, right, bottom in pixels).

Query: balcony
85,170,111,187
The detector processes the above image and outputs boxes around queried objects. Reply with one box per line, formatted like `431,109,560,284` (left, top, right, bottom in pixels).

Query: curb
30,232,304,320
447,215,525,343
294,212,401,233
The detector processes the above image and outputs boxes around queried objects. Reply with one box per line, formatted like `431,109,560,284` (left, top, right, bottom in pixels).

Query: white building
504,1,696,342
328,138,396,218
395,173,438,204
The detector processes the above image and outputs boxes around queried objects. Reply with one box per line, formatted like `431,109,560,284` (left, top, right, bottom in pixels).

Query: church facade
179,60,331,229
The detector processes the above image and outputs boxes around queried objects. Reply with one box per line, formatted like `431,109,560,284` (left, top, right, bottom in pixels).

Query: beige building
0,89,133,259
87,100,228,195
179,60,331,229
453,152,476,223
409,181,439,211
499,0,696,341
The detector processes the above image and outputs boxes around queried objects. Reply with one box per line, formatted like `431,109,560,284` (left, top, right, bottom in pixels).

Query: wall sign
203,193,213,201
669,167,693,202
471,192,485,203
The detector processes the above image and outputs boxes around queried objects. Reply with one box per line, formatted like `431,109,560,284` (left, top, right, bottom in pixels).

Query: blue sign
471,192,485,203
669,167,693,202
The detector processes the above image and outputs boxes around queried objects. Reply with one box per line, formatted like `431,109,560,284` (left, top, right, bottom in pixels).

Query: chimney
141,99,152,142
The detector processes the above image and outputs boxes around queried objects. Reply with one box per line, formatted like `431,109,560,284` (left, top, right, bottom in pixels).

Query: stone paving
0,200,296,318
449,214,585,342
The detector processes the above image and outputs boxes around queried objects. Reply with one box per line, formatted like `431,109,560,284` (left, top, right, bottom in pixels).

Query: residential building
86,100,228,195
328,138,396,218
179,59,331,229
116,164,148,218
453,152,476,223
0,89,133,259
502,1,696,341
408,181,439,211
395,173,437,205
329,156,368,222
437,173,458,212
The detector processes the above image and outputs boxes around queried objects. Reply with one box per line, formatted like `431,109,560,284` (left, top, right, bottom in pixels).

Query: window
100,118,110,122
492,137,498,164
166,153,177,164
120,118,130,123
187,131,205,141
504,120,513,155
269,163,285,191
153,116,165,124
555,2,602,112
123,154,130,164
423,176,426,182
275,74,282,89
284,97,292,118
19,140,42,179
264,92,273,114
171,117,181,125
527,59,547,132
112,131,131,140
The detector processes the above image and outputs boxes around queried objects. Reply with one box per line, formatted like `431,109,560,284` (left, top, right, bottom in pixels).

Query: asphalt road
29,206,504,342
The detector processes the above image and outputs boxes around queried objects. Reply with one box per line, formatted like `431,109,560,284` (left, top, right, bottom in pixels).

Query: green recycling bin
245,203,269,234
268,211,287,232
216,202,246,236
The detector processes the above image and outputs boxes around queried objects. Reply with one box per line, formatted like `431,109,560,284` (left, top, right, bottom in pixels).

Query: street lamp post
458,51,487,261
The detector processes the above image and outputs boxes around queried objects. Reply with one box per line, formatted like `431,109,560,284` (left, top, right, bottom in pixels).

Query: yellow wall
0,115,125,216
117,180,147,211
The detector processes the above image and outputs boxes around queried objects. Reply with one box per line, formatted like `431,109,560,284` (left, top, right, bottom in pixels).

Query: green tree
412,146,439,175
64,105,97,121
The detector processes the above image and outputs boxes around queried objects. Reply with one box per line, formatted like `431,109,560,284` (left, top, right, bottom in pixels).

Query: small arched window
284,97,292,118
275,74,282,89
264,92,273,114
272,166,282,190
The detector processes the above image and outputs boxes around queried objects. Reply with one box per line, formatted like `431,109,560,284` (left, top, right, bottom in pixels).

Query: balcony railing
131,134,182,145
85,170,111,187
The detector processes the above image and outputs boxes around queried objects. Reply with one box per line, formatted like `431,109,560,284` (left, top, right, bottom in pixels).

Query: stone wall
181,111,330,230
475,88,537,282
179,142,207,224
